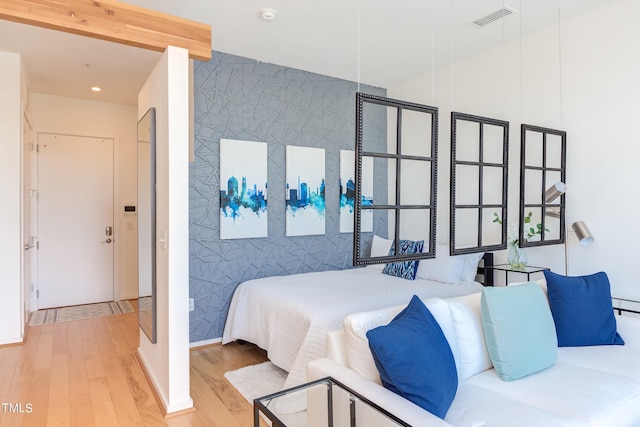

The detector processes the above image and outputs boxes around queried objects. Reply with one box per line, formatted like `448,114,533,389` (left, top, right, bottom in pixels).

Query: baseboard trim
164,405,196,418
189,337,222,349
135,349,169,417
0,330,26,347
0,336,25,347
134,348,195,417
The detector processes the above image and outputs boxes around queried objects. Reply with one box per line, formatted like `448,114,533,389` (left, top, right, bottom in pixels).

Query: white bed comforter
222,267,482,388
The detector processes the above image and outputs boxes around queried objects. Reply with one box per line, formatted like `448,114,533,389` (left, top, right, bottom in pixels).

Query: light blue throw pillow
544,270,624,347
366,295,458,419
382,239,424,280
481,282,558,381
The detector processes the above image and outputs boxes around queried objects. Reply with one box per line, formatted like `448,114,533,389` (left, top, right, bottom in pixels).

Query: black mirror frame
450,112,509,256
519,124,567,248
353,93,438,266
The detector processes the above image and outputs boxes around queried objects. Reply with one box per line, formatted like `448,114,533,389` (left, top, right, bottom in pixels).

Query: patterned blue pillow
382,239,424,280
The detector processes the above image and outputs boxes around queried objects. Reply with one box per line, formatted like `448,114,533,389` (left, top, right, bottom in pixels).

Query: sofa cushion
557,345,640,381
366,295,458,419
446,383,585,427
343,297,459,385
447,292,493,380
382,239,424,280
464,362,640,426
481,282,558,381
544,270,624,347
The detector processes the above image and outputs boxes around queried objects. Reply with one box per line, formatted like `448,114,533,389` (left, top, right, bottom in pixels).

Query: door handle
101,238,112,244
24,243,34,251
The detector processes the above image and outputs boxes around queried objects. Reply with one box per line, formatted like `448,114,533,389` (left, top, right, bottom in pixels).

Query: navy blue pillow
366,295,458,419
382,239,424,280
544,270,624,347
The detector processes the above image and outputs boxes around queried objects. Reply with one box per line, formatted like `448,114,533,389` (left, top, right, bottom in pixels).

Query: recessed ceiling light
91,86,102,92
260,8,277,21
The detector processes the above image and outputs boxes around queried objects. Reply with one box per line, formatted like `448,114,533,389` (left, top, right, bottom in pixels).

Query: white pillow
416,244,484,283
461,251,485,282
510,278,548,293
366,235,394,270
447,292,493,380
343,297,459,384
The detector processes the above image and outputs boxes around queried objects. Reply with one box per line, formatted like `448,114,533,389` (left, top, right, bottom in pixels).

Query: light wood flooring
0,303,268,427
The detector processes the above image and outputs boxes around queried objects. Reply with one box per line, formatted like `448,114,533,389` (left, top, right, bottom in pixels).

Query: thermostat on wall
124,205,136,216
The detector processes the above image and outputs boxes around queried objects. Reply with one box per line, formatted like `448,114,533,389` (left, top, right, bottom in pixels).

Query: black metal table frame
484,263,549,285
612,297,640,315
253,376,411,427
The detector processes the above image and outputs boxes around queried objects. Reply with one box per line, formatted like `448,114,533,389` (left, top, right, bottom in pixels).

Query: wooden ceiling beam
0,0,212,61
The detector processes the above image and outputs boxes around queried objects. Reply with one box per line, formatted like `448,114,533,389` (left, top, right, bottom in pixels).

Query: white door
37,133,114,309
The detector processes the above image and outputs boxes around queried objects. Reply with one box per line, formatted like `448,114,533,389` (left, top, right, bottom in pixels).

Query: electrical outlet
189,298,195,312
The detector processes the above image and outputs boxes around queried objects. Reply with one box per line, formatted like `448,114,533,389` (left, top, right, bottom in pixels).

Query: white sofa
307,290,640,427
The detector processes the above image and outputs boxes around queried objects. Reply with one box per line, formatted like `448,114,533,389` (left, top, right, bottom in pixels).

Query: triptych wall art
219,140,378,238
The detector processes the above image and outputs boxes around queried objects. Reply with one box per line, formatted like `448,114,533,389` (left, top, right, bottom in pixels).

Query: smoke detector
260,8,277,21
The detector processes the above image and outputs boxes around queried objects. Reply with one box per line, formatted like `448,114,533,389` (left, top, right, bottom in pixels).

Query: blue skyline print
286,145,326,236
339,150,373,233
219,139,268,239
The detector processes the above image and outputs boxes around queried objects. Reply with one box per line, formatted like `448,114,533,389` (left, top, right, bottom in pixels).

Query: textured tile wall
189,51,386,341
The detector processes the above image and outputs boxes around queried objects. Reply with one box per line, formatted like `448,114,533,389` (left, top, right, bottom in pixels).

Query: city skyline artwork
219,139,268,239
285,145,326,236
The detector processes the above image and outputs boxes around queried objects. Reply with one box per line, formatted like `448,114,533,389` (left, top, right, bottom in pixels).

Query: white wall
560,0,640,300
0,52,24,344
137,46,192,414
30,93,139,300
389,0,640,297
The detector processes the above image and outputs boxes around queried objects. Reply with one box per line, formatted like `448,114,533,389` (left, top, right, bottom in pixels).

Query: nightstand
485,264,549,286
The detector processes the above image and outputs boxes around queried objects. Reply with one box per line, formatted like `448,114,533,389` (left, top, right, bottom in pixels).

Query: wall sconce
565,220,594,275
571,221,594,246
545,181,566,203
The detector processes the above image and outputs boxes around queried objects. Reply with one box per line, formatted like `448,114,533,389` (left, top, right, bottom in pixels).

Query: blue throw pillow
366,295,457,419
544,270,624,347
481,282,558,381
382,239,424,280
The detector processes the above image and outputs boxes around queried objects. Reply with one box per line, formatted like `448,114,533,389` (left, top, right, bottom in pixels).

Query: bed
222,250,493,388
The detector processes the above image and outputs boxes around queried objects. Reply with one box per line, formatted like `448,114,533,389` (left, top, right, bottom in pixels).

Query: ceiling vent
472,7,516,27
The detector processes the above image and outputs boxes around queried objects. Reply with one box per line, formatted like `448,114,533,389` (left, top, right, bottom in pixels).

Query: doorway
36,132,115,309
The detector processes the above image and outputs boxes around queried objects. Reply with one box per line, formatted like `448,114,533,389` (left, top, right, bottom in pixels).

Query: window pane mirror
519,124,566,247
354,93,438,266
137,107,157,343
450,112,509,255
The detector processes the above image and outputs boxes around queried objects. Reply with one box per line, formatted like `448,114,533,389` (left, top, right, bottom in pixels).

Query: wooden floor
0,304,268,427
